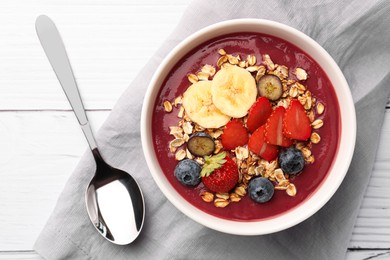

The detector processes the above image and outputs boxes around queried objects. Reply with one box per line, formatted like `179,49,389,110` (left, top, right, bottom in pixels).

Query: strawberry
248,125,279,161
246,97,273,133
264,106,293,147
221,119,249,150
283,100,312,140
201,152,239,193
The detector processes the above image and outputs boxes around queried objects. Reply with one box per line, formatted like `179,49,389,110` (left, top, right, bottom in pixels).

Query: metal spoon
35,15,145,245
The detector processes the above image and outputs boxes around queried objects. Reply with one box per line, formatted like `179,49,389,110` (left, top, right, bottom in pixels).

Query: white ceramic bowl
141,19,356,235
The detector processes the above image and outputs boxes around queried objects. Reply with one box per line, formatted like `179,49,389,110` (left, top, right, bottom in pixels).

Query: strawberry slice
248,125,279,161
265,106,293,147
221,119,249,150
283,100,312,140
246,97,273,133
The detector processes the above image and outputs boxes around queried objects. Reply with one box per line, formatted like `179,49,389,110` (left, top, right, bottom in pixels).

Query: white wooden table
1,1,389,259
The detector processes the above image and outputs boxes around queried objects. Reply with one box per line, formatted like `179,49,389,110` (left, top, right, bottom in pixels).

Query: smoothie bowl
141,19,356,235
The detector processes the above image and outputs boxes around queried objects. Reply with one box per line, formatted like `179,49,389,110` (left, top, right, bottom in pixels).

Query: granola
165,49,325,207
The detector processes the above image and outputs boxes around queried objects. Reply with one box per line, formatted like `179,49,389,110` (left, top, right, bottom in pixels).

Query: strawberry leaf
200,152,227,177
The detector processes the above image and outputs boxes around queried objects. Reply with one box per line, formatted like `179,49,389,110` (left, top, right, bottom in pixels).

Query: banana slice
211,65,257,118
182,80,231,128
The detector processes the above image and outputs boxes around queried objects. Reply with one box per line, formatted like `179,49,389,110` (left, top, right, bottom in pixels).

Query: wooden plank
2,0,386,111
0,250,389,259
0,110,389,251
0,0,190,110
0,251,43,260
348,109,390,249
347,250,390,259
0,111,109,250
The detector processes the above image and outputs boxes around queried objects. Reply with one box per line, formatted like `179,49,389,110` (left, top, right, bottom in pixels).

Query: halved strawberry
246,97,273,133
201,152,239,193
283,100,312,140
265,106,293,147
221,119,249,150
248,125,279,161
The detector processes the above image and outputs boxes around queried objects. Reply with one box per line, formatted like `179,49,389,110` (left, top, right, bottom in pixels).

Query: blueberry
279,147,305,175
174,159,201,186
187,132,215,156
248,177,274,203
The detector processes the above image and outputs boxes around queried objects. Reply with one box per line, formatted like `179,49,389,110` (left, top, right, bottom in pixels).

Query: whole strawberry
200,152,239,193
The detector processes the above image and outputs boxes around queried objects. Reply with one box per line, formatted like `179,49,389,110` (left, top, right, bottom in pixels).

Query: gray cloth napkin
34,0,390,259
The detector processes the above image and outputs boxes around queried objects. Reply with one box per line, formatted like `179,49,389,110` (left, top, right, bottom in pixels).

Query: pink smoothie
152,32,341,221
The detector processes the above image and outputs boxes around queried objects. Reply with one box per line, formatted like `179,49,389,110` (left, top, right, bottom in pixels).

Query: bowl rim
141,18,356,235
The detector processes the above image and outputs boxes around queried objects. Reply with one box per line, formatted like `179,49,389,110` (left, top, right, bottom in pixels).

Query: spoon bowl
86,149,144,245
36,15,145,245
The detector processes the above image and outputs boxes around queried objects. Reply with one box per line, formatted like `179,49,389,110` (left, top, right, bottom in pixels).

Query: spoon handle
35,15,97,150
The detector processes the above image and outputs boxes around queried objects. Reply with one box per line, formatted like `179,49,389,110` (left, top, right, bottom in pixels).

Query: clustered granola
164,49,324,208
